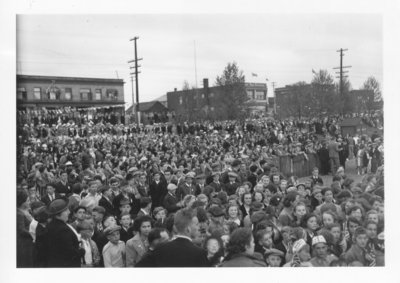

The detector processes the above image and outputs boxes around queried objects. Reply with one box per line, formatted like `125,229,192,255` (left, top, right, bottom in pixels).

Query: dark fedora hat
46,198,70,216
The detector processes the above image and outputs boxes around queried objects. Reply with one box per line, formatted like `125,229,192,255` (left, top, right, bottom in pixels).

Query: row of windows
247,90,267,100
17,87,119,101
178,92,215,105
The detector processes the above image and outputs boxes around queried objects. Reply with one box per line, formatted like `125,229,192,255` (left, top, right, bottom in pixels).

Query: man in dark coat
54,171,71,197
317,142,330,175
41,183,61,206
194,174,206,196
139,208,209,267
149,172,167,209
208,171,223,193
98,185,115,216
163,184,183,214
46,199,85,267
176,172,197,201
223,172,239,196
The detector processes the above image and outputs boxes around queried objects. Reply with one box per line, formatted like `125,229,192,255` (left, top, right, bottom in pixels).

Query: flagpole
274,88,276,115
194,40,198,89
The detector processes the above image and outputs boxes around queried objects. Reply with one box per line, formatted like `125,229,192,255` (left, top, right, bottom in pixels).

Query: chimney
174,88,177,92
203,78,209,89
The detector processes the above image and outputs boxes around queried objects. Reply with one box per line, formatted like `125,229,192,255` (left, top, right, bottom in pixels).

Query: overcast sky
16,14,382,106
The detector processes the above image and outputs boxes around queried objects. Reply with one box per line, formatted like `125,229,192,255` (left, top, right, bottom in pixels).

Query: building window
17,88,27,100
210,92,214,98
255,90,266,100
201,93,205,99
210,107,215,111
33,87,41,100
106,89,118,100
95,89,102,100
80,88,91,100
179,96,183,105
48,88,58,100
65,88,72,100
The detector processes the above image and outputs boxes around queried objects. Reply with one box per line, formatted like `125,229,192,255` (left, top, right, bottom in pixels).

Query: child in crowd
119,212,134,243
265,249,285,267
77,220,100,267
102,225,126,267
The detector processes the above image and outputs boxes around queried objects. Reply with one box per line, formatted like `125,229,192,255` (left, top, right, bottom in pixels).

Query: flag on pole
251,73,258,77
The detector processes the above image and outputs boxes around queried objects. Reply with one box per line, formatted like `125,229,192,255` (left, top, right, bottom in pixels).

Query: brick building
275,83,336,118
17,74,125,113
166,78,268,121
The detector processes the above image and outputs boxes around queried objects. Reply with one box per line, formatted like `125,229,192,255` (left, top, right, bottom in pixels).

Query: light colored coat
125,233,148,267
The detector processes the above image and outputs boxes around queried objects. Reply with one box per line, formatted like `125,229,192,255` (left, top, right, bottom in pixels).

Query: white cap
312,235,327,246
186,172,196,179
167,183,178,191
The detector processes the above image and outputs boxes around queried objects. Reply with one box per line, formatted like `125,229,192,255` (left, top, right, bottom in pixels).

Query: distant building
126,101,169,125
275,84,312,118
275,83,337,118
152,94,168,108
166,78,268,121
17,74,125,113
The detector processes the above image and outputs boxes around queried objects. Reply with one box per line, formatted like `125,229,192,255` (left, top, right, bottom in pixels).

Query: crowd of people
16,110,384,268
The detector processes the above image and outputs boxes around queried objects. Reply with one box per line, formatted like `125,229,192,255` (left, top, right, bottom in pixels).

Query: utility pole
130,75,135,123
333,48,351,114
272,82,277,116
128,37,142,126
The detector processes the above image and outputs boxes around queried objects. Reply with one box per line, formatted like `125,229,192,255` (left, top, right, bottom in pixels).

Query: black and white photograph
2,0,400,282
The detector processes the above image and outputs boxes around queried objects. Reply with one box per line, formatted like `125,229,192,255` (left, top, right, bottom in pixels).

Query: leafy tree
361,76,382,102
311,69,336,114
311,69,334,85
215,62,248,120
